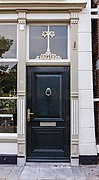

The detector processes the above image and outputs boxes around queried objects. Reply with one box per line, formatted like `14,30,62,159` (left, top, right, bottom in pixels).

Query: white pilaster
78,1,97,157
17,97,25,135
17,11,26,165
70,13,79,166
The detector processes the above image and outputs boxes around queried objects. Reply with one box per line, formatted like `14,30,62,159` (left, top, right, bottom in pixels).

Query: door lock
27,109,34,122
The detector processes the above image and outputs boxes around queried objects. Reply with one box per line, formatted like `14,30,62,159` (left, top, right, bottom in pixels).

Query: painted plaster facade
0,0,98,165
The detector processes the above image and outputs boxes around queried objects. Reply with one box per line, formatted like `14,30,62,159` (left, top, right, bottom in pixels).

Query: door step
26,162,71,167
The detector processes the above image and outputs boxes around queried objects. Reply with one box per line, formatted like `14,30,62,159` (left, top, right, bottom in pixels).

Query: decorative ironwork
35,26,61,60
42,29,55,39
36,51,61,60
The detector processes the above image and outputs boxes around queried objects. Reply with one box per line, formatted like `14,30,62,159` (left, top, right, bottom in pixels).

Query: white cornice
0,2,87,12
0,1,65,2
0,1,86,3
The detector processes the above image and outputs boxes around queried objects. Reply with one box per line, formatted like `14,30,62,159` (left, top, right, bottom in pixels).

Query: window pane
29,26,47,59
50,26,68,59
0,99,17,133
0,24,17,58
29,25,68,59
0,63,17,97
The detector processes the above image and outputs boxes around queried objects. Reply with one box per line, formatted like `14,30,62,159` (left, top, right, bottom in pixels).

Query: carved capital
70,12,79,19
18,19,26,24
18,19,26,31
17,11,27,19
70,19,79,25
17,11,27,31
70,12,79,25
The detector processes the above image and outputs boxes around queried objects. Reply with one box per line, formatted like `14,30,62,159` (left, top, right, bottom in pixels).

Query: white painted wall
0,0,97,158
78,0,97,155
0,134,17,154
0,143,17,154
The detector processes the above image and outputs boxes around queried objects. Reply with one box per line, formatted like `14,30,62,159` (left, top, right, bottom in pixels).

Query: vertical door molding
70,13,79,165
17,11,27,165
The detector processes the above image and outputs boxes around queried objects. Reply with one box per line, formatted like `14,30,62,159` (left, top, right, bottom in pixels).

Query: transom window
29,25,68,60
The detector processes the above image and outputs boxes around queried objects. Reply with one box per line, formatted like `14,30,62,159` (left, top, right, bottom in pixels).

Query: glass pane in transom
29,25,68,60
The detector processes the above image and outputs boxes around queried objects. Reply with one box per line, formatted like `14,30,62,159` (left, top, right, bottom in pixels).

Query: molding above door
0,2,87,12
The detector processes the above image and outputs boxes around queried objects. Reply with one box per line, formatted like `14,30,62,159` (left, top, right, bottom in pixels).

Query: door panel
36,74,62,117
27,67,70,161
32,128,64,150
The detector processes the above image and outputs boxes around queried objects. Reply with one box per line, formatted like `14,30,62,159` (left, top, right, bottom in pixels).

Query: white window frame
0,23,18,61
26,13,70,66
0,23,18,136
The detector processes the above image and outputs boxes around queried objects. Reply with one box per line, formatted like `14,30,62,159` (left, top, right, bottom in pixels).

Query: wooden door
27,66,70,162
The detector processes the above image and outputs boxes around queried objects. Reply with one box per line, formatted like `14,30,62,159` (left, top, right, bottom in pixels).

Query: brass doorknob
27,109,34,122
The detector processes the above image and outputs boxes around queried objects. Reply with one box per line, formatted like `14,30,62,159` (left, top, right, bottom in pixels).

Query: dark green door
27,67,70,161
